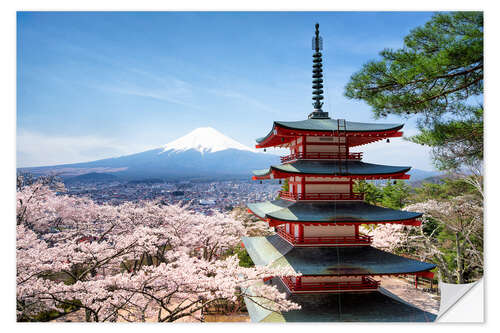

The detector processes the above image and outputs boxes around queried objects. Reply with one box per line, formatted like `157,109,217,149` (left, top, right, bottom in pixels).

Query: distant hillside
409,173,458,188
127,178,165,184
407,169,442,182
63,172,121,184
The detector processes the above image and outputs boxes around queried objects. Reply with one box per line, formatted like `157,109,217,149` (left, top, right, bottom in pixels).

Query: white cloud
93,71,202,110
100,84,201,110
16,130,156,168
206,88,279,114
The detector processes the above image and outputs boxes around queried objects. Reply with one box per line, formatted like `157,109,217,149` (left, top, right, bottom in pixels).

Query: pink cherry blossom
17,179,300,322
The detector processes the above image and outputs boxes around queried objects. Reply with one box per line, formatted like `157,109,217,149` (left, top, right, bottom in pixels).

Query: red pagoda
242,24,436,322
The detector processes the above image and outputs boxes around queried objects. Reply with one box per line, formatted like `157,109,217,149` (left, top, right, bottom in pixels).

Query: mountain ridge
20,127,278,180
19,127,438,182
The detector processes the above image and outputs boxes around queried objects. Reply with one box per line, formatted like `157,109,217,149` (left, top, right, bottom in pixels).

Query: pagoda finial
309,23,329,119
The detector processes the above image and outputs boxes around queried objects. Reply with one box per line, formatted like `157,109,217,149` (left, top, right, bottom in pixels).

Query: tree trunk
85,309,92,322
456,232,464,284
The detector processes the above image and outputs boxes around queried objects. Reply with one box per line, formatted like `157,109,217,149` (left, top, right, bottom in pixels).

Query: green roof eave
242,235,436,276
247,200,422,223
252,168,271,178
256,119,404,144
252,160,411,177
276,119,403,132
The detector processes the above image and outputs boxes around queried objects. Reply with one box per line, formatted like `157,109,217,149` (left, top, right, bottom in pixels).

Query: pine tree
345,12,483,171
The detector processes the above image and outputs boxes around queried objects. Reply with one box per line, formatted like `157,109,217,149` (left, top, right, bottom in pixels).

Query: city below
64,178,281,215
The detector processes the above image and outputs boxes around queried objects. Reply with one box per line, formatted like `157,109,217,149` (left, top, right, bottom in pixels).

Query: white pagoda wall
303,176,350,194
305,136,347,154
303,225,355,237
305,183,350,193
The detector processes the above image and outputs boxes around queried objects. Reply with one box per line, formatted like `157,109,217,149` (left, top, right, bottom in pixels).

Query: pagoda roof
241,235,435,276
252,160,411,180
244,279,436,322
275,119,403,133
247,199,422,224
256,119,404,148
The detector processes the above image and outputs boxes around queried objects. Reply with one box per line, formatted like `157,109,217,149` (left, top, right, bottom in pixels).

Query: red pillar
346,136,349,154
301,177,306,198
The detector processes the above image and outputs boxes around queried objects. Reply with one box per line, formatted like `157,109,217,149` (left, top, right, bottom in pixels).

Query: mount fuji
161,127,255,154
21,127,280,181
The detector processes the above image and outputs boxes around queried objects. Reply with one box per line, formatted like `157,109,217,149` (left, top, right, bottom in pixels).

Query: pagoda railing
276,226,373,246
281,152,362,163
279,191,364,201
281,276,380,293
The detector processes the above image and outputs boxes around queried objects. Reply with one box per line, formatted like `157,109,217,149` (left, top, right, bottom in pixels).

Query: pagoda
241,24,437,322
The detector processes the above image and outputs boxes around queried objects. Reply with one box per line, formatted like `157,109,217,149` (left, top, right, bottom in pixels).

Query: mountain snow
161,127,255,154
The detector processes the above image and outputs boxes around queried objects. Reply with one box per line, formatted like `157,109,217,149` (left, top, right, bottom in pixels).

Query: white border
4,1,497,332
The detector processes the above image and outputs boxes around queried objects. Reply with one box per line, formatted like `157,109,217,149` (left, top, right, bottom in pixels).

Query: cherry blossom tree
404,196,483,284
363,223,407,251
16,176,300,322
364,195,483,284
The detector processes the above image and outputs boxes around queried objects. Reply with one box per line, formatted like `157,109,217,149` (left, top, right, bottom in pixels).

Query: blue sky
17,11,438,170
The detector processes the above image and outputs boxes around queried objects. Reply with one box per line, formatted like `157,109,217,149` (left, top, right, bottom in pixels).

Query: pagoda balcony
276,226,373,246
280,152,363,163
281,276,380,293
279,191,364,201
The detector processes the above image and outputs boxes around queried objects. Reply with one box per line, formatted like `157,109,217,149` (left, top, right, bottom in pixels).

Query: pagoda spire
309,23,330,119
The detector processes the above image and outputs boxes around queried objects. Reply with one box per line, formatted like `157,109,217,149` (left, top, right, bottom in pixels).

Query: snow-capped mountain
161,127,255,154
21,127,279,181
